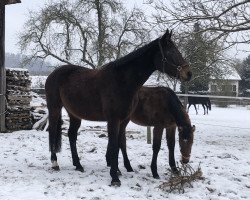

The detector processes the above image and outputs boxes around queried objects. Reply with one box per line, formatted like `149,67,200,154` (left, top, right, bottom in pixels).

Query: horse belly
60,90,106,121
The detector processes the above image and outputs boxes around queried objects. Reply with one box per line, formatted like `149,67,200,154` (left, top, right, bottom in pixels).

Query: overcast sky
5,0,249,60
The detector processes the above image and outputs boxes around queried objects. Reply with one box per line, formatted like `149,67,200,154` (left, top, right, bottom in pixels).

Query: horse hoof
111,180,121,187
126,166,134,172
75,166,84,172
117,170,122,176
153,175,160,179
52,166,60,171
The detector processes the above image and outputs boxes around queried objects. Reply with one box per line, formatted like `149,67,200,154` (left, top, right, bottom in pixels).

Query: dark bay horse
45,30,192,186
106,87,195,179
188,96,211,115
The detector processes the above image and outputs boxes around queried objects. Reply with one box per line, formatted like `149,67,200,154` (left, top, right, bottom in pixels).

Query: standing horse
45,30,192,186
106,87,195,179
188,96,211,115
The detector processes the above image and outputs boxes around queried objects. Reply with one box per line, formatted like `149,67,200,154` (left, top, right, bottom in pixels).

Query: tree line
18,0,250,94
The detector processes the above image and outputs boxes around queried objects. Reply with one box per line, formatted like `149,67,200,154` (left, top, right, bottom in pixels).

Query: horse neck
104,39,159,90
168,91,191,127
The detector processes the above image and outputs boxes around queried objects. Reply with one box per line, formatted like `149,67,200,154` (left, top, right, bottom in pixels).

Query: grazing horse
45,30,192,186
106,87,195,179
188,96,211,115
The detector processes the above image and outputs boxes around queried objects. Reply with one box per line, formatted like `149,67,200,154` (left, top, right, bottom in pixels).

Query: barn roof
211,66,241,81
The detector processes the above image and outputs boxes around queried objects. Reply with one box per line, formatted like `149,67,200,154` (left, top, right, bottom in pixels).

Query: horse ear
161,29,172,41
169,29,173,38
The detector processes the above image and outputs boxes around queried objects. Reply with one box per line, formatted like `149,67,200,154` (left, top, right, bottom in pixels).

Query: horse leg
194,104,198,115
166,125,178,173
119,119,133,172
106,119,133,174
48,106,62,171
106,142,122,176
187,104,191,113
202,104,206,115
151,126,163,179
68,114,83,172
107,119,121,186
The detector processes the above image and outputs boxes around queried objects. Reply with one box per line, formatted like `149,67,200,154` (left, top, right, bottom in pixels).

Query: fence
177,94,250,107
31,88,250,107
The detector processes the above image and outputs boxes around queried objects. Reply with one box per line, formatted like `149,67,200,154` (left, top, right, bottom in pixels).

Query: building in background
209,67,241,96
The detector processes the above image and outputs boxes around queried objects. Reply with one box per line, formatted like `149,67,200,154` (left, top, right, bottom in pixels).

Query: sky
4,0,250,60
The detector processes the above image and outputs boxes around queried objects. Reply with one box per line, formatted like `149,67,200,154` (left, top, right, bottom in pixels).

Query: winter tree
19,0,150,68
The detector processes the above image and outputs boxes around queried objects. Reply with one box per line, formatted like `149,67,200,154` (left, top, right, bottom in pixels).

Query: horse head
156,29,192,82
178,125,195,164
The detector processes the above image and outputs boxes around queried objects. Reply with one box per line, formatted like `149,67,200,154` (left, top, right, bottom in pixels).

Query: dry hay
159,163,204,193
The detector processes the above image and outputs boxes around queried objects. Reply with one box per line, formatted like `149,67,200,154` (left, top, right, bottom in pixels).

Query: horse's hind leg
202,104,206,115
68,114,83,172
151,126,163,179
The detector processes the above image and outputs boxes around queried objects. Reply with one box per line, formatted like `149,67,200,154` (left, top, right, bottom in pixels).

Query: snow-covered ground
1,104,250,200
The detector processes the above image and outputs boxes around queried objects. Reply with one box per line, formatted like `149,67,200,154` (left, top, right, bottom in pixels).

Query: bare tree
19,0,150,68
153,0,250,49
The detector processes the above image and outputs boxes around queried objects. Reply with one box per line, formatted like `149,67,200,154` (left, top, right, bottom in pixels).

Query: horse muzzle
181,155,190,164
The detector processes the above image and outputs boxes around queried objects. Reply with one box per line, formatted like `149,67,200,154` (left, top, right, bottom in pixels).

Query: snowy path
0,106,250,200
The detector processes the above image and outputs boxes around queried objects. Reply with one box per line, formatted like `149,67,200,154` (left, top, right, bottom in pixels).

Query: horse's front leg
194,104,198,115
202,104,206,115
68,114,83,172
106,119,133,173
107,119,121,186
166,125,178,173
151,126,163,179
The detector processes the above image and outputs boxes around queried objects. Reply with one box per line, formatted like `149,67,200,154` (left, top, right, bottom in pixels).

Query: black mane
167,88,190,127
103,38,159,69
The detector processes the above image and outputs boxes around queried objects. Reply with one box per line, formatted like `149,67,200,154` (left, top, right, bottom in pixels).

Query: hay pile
159,163,204,193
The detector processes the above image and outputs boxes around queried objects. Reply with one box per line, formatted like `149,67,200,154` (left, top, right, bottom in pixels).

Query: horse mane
103,38,159,69
166,88,191,127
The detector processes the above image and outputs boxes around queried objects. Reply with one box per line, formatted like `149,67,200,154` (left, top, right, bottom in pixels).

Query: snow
30,76,47,88
1,101,250,199
211,67,241,81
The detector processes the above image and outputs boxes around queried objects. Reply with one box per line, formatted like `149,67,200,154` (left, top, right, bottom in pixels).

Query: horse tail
207,98,211,110
48,113,63,153
45,65,81,153
46,76,63,153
